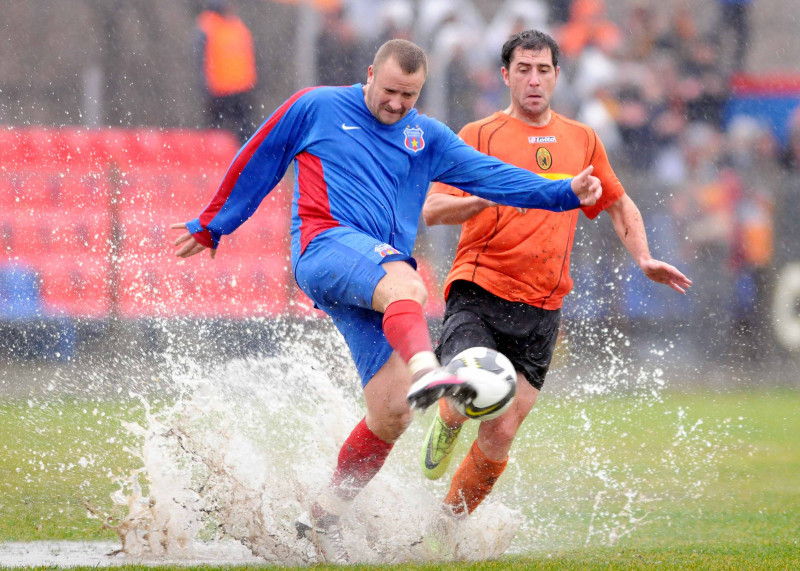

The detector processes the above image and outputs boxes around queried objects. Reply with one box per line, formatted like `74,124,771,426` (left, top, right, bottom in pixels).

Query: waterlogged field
0,397,144,542
0,377,797,569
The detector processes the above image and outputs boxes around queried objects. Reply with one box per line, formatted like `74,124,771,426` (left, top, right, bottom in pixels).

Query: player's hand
570,165,602,207
171,222,216,259
640,258,692,293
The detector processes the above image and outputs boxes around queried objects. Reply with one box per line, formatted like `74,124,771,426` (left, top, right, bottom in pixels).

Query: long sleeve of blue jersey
185,87,316,248
431,126,581,211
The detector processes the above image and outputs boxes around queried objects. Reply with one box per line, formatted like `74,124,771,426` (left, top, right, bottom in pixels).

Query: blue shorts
294,226,416,386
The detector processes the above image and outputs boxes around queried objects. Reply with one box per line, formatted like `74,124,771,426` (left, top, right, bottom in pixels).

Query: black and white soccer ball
444,347,517,421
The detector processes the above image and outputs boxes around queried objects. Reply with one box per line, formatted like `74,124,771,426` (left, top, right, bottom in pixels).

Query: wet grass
0,398,144,542
515,389,799,553
0,389,798,569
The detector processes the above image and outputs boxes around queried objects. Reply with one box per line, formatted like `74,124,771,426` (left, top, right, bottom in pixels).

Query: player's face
501,47,559,125
364,57,426,125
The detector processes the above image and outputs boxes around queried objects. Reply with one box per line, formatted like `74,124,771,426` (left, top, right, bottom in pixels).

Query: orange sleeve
580,131,625,220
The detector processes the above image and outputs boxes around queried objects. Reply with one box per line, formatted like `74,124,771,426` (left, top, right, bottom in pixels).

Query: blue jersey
186,84,579,266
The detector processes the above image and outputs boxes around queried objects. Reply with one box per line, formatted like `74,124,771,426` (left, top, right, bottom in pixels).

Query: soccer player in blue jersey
171,39,601,563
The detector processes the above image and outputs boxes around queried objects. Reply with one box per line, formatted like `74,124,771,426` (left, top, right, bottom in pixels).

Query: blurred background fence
1,0,799,377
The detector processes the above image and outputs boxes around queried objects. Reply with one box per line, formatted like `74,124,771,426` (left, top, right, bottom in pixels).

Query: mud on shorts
293,226,416,387
435,280,561,390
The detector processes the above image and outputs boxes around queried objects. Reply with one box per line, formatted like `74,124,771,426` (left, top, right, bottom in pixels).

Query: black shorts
435,280,561,390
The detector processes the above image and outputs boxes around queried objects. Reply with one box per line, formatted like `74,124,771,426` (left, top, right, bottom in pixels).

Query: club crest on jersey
375,243,401,258
536,147,552,170
403,126,425,152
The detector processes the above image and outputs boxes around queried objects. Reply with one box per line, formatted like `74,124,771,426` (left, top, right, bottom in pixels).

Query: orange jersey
197,11,257,97
431,110,625,310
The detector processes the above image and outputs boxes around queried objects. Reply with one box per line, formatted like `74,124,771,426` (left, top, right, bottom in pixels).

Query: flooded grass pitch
0,321,798,566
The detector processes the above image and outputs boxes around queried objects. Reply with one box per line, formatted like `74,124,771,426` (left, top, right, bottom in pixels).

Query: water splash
104,321,733,561
3,315,734,564
103,326,523,564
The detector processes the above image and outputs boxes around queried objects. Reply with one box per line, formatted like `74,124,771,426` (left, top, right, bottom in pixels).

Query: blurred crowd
4,0,795,369
296,0,798,367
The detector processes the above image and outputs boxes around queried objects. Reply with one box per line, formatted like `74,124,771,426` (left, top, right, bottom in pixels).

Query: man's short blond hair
372,39,428,76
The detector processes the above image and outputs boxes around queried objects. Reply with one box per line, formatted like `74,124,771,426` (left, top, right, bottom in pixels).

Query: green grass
1,389,798,570
513,390,800,552
0,398,145,542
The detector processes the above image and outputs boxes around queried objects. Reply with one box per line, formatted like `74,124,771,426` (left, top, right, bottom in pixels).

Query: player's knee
494,423,520,448
407,275,428,306
483,415,521,448
391,272,427,305
389,406,413,434
369,407,412,443
377,262,428,307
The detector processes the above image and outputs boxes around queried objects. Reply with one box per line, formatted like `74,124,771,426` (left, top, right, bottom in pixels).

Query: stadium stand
0,124,445,358
0,127,284,322
725,73,800,146
38,258,111,318
0,263,40,319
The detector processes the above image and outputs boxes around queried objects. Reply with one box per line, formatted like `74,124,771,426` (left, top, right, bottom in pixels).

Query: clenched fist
570,165,602,207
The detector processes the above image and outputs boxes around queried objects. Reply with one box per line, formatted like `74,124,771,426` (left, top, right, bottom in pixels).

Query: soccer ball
444,347,517,421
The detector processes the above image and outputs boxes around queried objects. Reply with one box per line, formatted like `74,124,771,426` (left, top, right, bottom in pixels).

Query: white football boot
407,367,477,411
295,508,351,564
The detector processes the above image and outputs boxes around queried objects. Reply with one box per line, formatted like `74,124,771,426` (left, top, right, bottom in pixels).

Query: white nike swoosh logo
341,124,361,130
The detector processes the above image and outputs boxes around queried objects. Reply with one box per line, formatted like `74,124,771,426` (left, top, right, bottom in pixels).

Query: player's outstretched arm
171,222,216,259
639,258,693,294
606,195,691,294
423,192,497,226
571,165,602,206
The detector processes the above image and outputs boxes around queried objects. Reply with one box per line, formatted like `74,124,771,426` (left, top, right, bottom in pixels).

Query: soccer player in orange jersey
419,29,692,526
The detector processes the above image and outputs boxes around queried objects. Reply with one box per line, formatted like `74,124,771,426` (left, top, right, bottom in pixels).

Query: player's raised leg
295,243,472,561
374,261,476,410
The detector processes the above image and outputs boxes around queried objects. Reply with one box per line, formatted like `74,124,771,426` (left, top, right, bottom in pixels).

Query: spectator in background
724,116,777,362
316,6,365,86
654,4,699,63
556,0,621,61
623,4,660,61
781,107,800,171
717,0,752,73
376,0,414,44
443,45,477,131
485,1,550,60
677,35,729,126
614,84,659,168
671,122,733,363
548,0,573,26
195,0,258,144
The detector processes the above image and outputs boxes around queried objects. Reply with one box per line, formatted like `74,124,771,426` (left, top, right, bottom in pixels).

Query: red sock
382,299,433,364
330,417,393,501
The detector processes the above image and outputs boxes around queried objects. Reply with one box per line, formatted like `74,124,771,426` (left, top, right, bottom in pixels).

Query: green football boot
421,411,462,480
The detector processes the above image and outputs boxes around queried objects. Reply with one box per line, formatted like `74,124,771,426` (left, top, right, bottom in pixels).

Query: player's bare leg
374,261,477,410
297,353,412,563
442,375,538,516
474,378,538,460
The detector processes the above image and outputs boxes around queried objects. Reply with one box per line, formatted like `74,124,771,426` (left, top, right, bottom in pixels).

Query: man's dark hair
373,39,428,76
501,30,560,70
